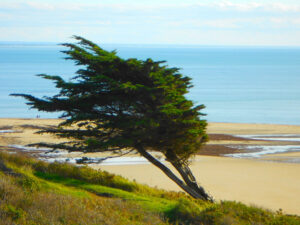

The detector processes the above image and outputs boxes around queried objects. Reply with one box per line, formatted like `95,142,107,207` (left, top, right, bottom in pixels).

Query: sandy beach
92,156,300,215
1,118,300,215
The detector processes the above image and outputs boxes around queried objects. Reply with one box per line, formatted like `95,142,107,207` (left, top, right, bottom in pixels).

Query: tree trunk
136,145,213,202
171,160,213,201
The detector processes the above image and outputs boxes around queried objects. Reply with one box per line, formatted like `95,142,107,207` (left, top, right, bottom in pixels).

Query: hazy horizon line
1,41,300,49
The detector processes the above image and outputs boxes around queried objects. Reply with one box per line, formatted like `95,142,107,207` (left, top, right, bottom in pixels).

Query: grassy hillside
0,152,299,225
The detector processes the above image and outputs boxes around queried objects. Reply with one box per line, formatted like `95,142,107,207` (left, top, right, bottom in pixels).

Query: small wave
0,130,16,133
8,144,156,165
235,134,300,142
9,145,51,152
225,145,300,158
40,156,152,165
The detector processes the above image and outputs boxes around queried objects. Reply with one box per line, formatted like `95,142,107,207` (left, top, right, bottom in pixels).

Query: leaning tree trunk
136,146,213,202
170,160,212,201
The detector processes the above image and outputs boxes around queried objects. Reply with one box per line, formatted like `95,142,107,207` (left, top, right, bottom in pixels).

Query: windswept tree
12,36,212,201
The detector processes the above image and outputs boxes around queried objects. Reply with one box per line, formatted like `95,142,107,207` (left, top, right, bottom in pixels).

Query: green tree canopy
12,36,212,201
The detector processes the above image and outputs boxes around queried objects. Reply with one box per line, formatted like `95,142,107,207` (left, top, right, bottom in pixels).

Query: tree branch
76,149,135,164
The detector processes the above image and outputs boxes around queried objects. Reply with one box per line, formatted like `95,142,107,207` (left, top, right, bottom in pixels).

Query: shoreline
1,118,300,160
1,117,300,126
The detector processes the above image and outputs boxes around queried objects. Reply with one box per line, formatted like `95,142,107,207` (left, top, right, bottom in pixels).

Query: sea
1,42,300,125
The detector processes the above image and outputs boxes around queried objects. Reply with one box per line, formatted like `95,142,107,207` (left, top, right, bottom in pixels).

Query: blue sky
0,0,300,46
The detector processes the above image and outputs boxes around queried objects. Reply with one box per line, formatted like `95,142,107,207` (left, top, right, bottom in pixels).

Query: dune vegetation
0,151,299,225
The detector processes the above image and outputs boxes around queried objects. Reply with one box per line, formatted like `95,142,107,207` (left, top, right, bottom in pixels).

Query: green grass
34,171,177,212
0,151,300,225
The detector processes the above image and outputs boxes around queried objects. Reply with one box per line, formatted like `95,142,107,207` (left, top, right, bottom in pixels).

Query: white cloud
196,19,241,29
26,2,55,10
167,19,241,29
0,12,13,20
212,1,262,12
0,0,300,45
269,17,300,28
1,1,300,13
267,3,300,12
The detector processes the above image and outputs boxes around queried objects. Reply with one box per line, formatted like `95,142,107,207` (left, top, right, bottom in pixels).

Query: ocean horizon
1,42,300,125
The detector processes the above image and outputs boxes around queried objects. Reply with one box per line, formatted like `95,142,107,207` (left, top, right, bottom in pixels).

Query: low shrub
165,199,300,225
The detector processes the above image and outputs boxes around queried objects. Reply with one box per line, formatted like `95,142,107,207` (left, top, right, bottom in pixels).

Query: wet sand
261,151,300,164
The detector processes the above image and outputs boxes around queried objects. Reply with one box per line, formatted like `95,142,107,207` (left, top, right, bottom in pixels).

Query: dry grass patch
0,173,166,225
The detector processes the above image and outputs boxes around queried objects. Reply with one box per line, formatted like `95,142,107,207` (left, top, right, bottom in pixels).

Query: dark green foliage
11,36,207,163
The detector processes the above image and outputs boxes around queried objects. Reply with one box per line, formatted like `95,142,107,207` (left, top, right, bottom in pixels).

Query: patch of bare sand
92,156,300,215
207,122,300,135
265,152,300,157
260,152,300,164
0,118,62,128
0,118,63,145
